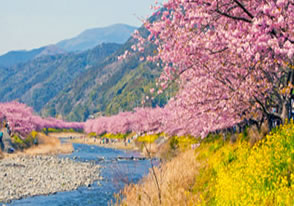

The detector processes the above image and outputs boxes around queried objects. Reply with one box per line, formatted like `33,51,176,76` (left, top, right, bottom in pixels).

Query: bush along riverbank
113,121,294,205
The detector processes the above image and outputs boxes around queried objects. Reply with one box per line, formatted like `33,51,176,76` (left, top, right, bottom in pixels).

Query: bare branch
207,47,229,54
254,96,281,119
143,142,162,205
216,9,252,23
232,0,254,19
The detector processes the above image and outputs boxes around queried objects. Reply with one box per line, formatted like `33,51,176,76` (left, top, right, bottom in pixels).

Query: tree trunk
281,101,288,124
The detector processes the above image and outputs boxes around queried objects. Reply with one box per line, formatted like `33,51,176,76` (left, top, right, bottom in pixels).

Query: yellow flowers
137,133,161,143
118,122,294,205
211,122,294,205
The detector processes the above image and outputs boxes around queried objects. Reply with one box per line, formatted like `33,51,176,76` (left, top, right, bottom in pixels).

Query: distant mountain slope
42,23,176,121
0,47,46,67
35,45,67,58
0,43,121,111
0,45,67,68
0,24,136,67
56,24,137,52
41,13,173,122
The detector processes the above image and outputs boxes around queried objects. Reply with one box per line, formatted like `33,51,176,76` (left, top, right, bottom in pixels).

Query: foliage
137,133,160,143
12,131,38,149
121,122,294,205
102,133,128,140
0,101,84,137
84,107,169,135
87,132,97,137
44,128,80,133
171,135,200,151
213,121,294,205
170,121,294,205
129,0,294,138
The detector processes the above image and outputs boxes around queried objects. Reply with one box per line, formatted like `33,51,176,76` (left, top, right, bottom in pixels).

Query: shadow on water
5,143,154,206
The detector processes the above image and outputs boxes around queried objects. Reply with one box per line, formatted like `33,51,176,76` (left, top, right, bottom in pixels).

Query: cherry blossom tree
0,102,84,138
83,1,294,138
132,0,294,135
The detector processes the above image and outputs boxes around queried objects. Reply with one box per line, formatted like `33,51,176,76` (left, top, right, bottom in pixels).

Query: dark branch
216,9,252,23
232,0,254,19
254,96,281,119
209,47,229,54
286,37,294,44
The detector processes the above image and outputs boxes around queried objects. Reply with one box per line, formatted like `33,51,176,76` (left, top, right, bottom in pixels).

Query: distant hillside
0,14,172,121
35,45,67,58
0,24,136,67
42,20,176,121
0,45,67,68
0,43,121,111
0,47,45,67
56,24,137,52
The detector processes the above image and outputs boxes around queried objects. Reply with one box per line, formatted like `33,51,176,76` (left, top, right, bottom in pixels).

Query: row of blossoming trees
85,0,294,138
0,102,83,138
3,1,294,140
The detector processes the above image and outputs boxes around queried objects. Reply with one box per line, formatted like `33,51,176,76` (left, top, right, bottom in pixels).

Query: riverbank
48,132,84,139
69,137,139,151
1,133,73,160
117,123,294,205
0,155,101,203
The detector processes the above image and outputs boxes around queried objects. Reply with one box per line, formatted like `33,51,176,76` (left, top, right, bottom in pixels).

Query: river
5,143,153,206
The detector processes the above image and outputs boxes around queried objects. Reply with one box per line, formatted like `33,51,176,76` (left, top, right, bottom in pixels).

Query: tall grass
116,150,200,206
117,121,294,205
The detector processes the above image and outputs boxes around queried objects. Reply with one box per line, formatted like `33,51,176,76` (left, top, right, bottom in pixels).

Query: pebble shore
0,155,101,203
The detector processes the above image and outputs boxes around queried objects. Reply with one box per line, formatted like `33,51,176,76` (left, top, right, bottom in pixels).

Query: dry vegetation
3,133,73,158
23,133,73,155
114,122,280,206
116,149,200,206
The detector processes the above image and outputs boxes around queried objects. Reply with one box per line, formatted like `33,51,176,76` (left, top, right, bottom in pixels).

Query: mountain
0,24,136,68
0,14,171,121
56,24,137,52
0,45,67,68
35,45,66,58
42,19,176,121
0,43,121,111
0,46,62,68
42,56,176,121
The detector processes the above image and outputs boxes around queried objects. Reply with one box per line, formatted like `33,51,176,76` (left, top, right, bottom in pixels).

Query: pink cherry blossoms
136,0,294,133
0,102,84,138
88,0,294,138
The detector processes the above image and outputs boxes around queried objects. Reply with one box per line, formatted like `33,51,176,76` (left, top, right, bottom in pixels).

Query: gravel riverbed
0,155,101,203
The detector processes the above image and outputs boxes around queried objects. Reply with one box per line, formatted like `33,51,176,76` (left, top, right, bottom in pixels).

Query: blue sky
0,0,162,55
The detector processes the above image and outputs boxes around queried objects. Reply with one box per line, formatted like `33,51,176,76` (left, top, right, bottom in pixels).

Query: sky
0,0,162,55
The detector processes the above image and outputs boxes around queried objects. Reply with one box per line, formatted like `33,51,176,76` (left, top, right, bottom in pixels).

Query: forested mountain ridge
40,11,174,121
0,43,121,111
0,46,66,68
41,39,151,121
42,21,174,121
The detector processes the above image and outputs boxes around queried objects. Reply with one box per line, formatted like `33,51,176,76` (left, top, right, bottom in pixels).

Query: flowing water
5,143,153,206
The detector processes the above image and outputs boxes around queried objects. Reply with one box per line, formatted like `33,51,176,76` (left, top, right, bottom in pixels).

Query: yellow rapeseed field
117,121,294,205
211,121,294,205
